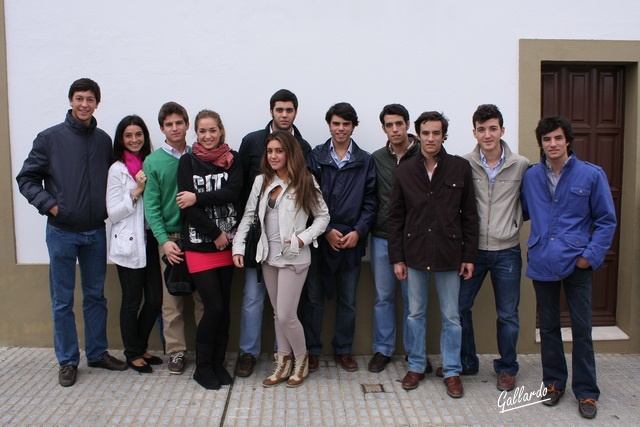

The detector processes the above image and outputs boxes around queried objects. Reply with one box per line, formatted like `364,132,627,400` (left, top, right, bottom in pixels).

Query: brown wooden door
540,64,623,326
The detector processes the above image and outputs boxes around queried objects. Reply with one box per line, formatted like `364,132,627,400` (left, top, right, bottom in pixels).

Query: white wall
7,0,640,263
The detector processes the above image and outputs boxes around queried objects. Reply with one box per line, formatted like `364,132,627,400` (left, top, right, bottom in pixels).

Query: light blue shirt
480,148,505,188
330,139,353,169
544,154,574,196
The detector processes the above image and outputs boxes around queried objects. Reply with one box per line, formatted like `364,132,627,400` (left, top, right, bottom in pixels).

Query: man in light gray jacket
458,104,529,392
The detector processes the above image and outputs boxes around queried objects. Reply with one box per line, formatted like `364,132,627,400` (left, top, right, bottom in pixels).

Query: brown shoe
235,353,256,377
543,383,565,406
308,354,320,372
368,352,391,373
402,371,425,390
444,376,464,398
335,354,358,372
497,372,516,391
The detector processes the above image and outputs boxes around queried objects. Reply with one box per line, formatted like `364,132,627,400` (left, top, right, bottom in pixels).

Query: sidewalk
1,347,638,426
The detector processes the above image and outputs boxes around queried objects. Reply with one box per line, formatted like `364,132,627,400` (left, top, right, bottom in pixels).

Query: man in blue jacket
303,102,377,372
16,78,127,387
521,116,616,420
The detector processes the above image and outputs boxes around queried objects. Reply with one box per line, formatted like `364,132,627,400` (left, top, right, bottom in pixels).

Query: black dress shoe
59,364,77,387
127,358,152,374
143,354,163,365
368,352,391,373
88,352,128,371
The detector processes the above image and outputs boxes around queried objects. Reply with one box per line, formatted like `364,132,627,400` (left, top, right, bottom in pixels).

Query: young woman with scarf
107,115,163,373
176,110,242,390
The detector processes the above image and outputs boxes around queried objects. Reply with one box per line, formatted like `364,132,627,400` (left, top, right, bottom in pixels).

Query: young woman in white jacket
106,115,162,373
233,131,330,388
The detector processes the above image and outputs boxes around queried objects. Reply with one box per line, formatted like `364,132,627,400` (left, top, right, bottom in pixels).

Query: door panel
540,64,623,326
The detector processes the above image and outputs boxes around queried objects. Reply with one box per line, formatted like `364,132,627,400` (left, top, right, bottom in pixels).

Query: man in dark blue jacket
303,102,377,373
235,89,312,377
521,116,616,419
16,78,127,387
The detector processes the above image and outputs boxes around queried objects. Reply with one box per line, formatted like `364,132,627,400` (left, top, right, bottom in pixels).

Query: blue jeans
459,246,521,375
406,268,461,377
238,267,266,356
303,252,361,355
46,224,108,366
533,266,599,400
370,237,409,356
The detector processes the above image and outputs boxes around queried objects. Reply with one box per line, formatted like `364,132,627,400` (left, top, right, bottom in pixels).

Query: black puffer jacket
16,110,112,232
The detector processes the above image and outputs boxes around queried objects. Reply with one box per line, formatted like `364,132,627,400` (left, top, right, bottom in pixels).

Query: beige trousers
159,243,204,354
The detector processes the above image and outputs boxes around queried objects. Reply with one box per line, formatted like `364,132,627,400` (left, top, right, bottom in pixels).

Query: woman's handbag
243,184,264,269
162,239,195,296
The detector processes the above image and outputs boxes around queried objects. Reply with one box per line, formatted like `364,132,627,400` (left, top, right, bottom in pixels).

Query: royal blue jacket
521,152,616,281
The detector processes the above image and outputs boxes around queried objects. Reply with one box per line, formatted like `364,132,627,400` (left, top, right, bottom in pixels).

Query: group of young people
16,78,616,420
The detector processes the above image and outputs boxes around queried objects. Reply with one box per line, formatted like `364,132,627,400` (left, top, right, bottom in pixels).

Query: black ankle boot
213,339,232,385
194,343,220,390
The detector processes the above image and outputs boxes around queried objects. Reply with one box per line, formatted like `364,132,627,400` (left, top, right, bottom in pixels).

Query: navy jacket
238,121,311,208
16,110,112,232
307,138,377,274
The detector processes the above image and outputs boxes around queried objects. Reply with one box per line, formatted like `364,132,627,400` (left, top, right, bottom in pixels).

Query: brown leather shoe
335,354,358,372
497,372,516,391
235,353,256,377
402,371,425,390
308,354,320,372
444,376,464,398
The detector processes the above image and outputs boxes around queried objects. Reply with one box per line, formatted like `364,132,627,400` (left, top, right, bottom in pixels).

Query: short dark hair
112,115,152,163
414,111,448,140
158,101,189,127
325,102,359,127
68,78,101,103
379,104,410,125
472,104,503,128
535,116,574,148
270,89,298,110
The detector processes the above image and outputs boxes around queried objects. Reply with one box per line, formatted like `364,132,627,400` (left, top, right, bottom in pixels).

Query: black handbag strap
252,180,265,223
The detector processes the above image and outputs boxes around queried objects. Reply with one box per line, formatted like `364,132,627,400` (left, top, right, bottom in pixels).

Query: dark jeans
533,266,600,400
303,252,361,355
117,232,163,361
459,246,521,375
191,265,233,353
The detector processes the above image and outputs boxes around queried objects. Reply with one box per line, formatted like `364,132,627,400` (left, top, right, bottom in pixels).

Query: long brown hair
261,130,320,214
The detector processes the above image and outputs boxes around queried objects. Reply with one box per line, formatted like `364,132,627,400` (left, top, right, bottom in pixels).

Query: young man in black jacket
16,78,127,387
235,89,312,377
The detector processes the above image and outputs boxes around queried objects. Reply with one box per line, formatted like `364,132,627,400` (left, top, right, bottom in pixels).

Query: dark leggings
191,265,233,347
117,232,162,361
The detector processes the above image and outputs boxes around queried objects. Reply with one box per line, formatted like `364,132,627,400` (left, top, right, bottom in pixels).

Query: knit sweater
143,148,186,246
